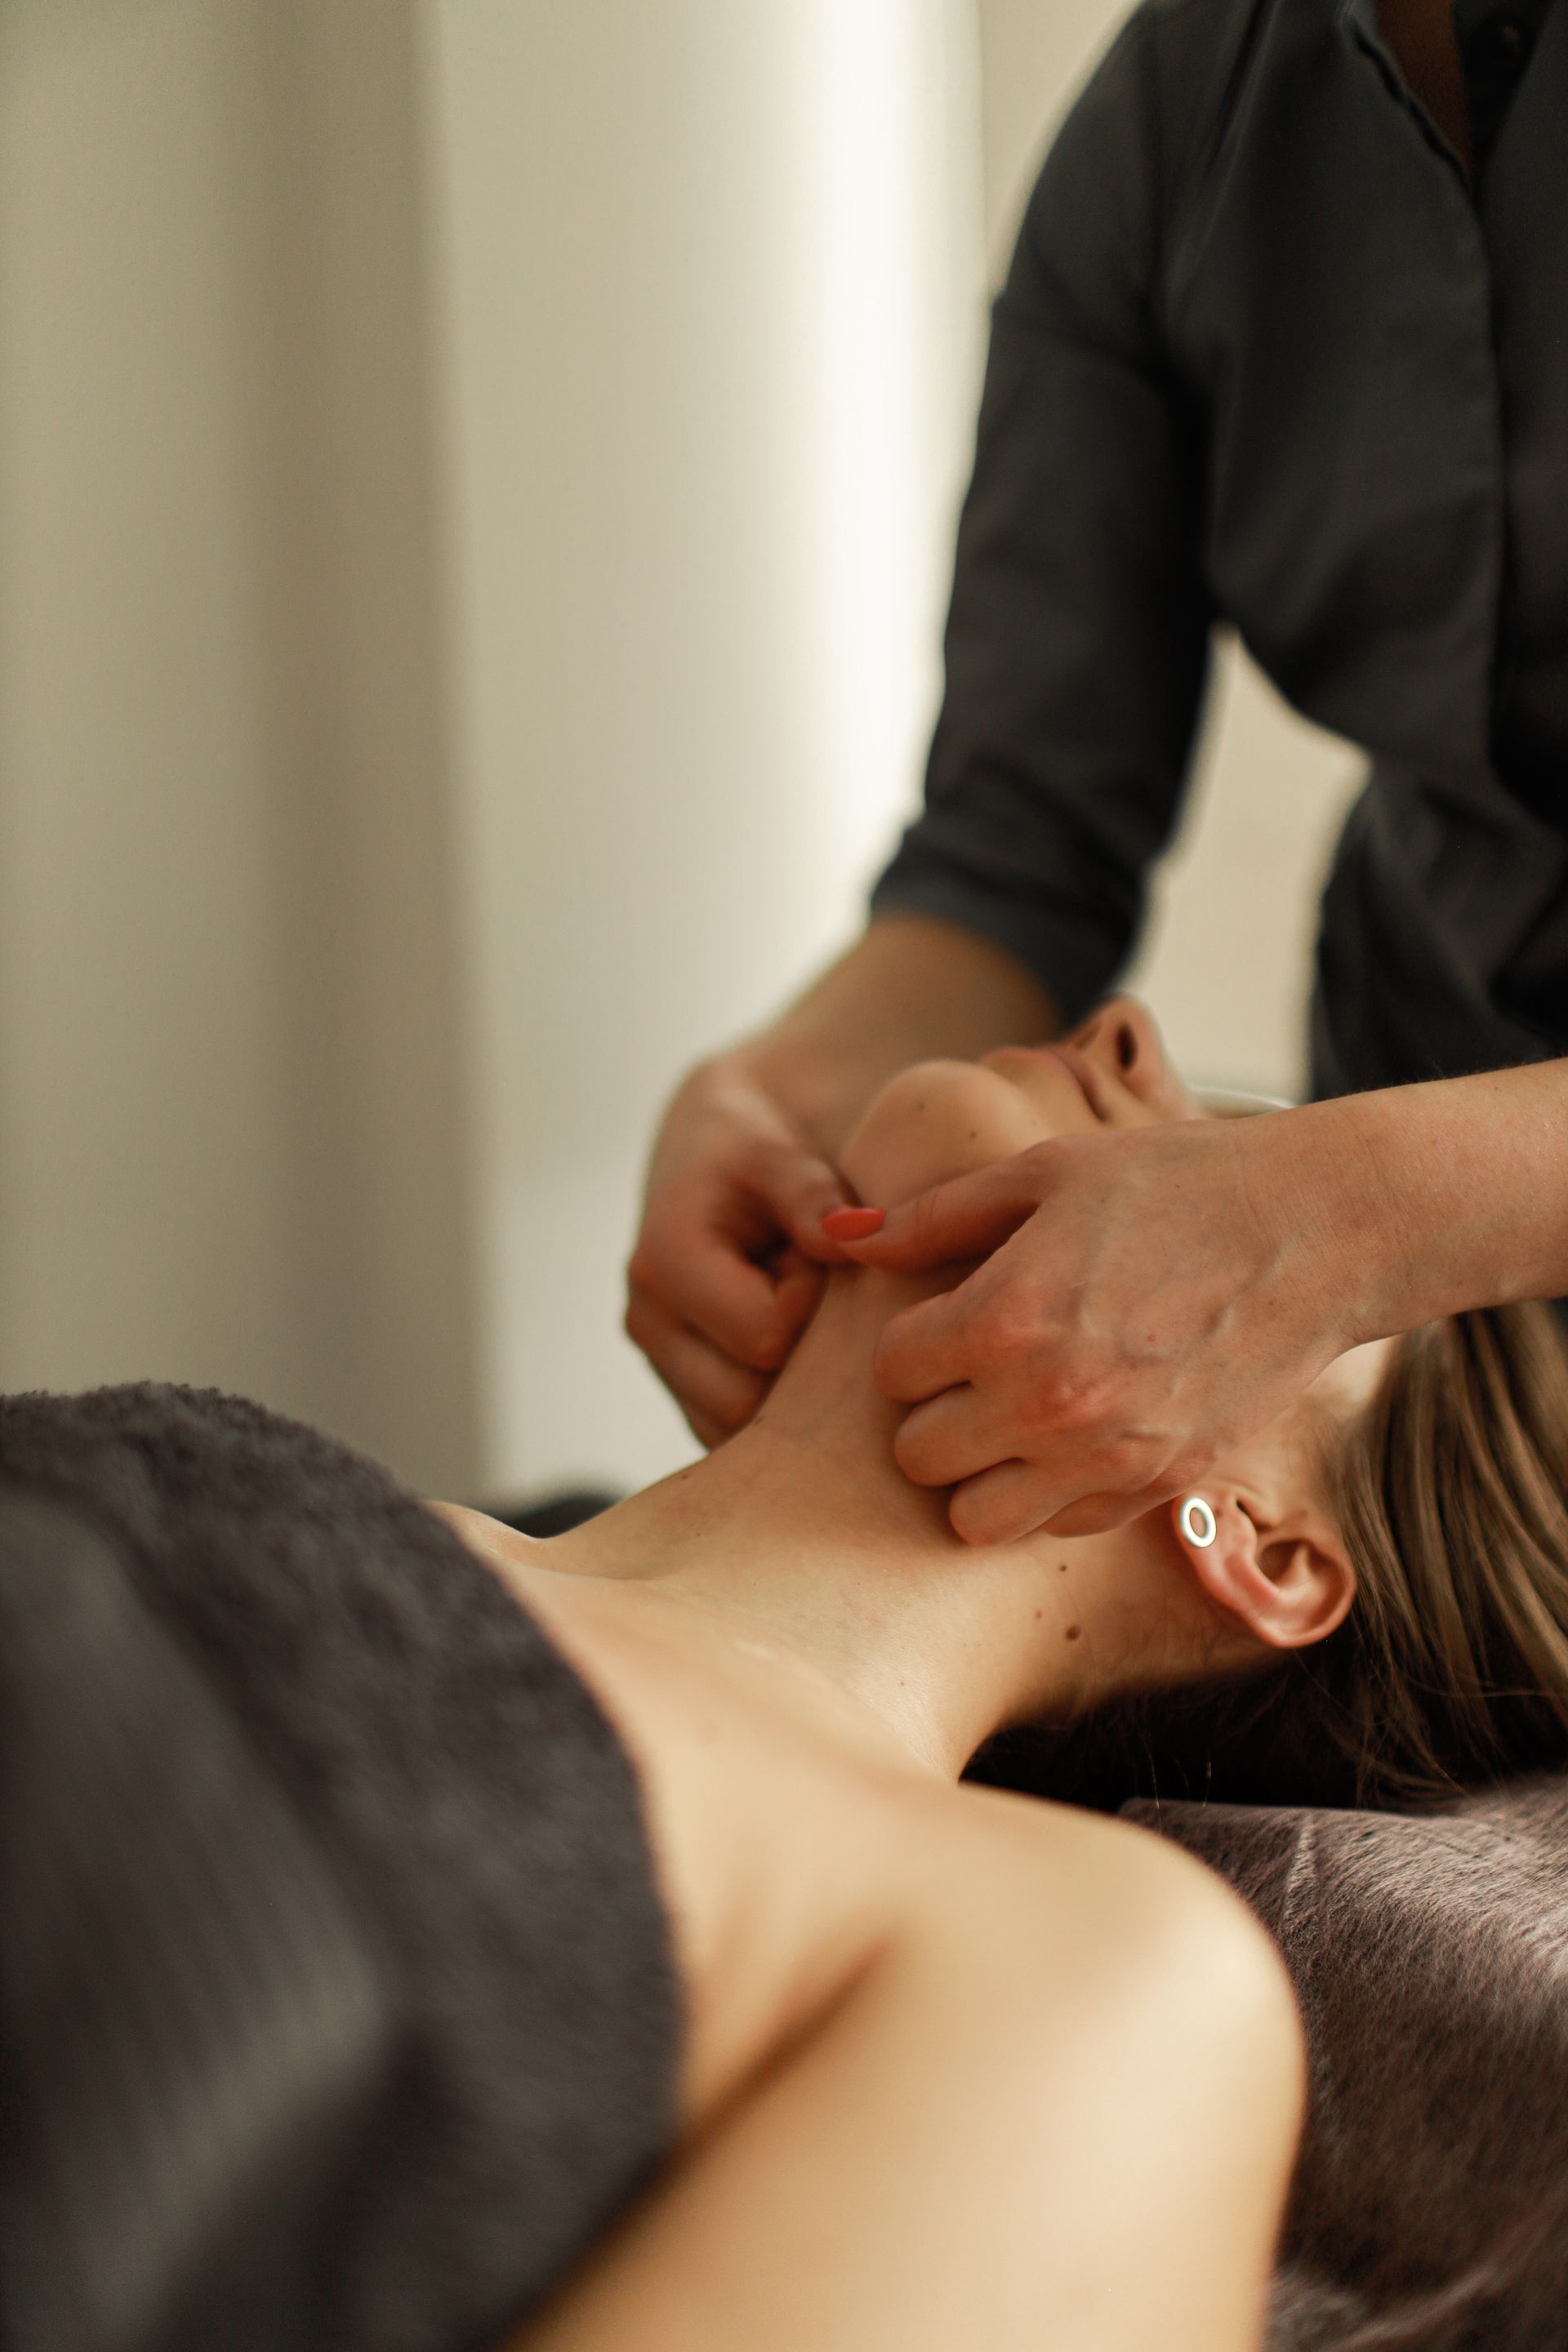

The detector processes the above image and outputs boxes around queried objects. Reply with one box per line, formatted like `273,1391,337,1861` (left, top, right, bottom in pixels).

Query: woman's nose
1071,995,1156,1078
1068,995,1203,1121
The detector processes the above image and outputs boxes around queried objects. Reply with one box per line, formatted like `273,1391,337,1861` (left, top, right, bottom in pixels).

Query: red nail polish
822,1206,885,1241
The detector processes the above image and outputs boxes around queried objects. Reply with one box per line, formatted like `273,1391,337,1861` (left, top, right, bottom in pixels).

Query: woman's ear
1171,1494,1355,1651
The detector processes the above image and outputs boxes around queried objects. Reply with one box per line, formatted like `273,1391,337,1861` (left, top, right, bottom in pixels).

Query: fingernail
822,1206,885,1241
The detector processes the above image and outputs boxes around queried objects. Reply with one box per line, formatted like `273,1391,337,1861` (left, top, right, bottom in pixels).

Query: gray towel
0,1383,680,2352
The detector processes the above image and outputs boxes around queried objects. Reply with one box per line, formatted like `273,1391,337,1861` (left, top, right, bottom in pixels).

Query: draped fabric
1138,1779,1568,2350
0,1386,680,2352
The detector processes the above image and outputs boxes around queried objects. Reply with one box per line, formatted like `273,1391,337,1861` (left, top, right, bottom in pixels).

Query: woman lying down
5,1004,1568,2352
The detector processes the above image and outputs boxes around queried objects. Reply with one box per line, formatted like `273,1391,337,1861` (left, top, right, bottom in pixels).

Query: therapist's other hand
628,1057,853,1449
837,1114,1352,1541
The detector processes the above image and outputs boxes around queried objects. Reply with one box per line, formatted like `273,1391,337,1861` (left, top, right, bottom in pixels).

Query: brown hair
973,1300,1568,1814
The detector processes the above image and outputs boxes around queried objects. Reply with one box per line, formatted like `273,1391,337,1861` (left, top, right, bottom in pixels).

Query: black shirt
872,0,1568,1097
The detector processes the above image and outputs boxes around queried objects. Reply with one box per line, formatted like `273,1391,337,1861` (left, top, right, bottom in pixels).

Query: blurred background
0,0,1363,1504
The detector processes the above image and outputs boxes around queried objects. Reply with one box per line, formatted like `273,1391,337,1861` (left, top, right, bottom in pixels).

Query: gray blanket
1133,1781,1568,2351
0,1384,679,2352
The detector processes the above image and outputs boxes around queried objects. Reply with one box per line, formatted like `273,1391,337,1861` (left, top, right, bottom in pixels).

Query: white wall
974,0,1365,1099
417,1,986,1496
1,1,294,1415
0,0,479,1492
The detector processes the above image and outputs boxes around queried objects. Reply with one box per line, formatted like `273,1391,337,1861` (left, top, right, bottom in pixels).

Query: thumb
752,1144,855,1264
829,1155,1049,1272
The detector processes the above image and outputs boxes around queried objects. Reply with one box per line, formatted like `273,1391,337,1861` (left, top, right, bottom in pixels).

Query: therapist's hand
627,1056,853,1449
836,1111,1360,1541
628,916,1059,1450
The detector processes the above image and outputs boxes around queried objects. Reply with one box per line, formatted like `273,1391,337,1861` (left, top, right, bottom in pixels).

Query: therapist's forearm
1286,1061,1568,1342
737,915,1058,1157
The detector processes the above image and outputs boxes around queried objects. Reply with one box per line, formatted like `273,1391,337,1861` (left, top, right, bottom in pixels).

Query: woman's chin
840,1056,1080,1205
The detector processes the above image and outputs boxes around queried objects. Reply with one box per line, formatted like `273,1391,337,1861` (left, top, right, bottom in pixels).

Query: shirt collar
1341,0,1558,46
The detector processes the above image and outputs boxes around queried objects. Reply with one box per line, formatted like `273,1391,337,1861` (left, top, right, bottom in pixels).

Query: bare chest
495,1560,952,2133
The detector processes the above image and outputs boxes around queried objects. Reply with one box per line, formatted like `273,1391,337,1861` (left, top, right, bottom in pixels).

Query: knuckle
980,1296,1042,1369
686,1395,732,1448
893,1422,942,1485
736,1134,784,1189
1036,1366,1116,1432
626,1234,671,1295
951,1490,1022,1548
1015,1369,1095,1444
747,1324,791,1375
871,1324,913,1390
947,1486,991,1542
623,1294,652,1348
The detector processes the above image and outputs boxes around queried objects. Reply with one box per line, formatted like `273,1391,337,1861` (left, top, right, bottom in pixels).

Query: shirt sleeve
871,5,1214,1026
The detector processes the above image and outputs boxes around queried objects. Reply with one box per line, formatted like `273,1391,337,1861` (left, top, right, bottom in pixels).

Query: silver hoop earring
1178,1495,1218,1549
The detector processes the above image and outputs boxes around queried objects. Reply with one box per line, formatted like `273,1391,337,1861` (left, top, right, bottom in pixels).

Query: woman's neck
550,1268,1211,1777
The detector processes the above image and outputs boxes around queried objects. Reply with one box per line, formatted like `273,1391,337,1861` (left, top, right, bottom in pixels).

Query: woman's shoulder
428,1511,960,2117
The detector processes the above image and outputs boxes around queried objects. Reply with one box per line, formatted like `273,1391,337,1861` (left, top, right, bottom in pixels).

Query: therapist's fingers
889,1385,1012,1490
1034,1475,1190,1539
871,1285,982,1405
892,1387,1179,1535
630,1210,798,1372
830,1146,1058,1274
624,1287,768,1442
947,1460,1059,1548
744,1138,854,1263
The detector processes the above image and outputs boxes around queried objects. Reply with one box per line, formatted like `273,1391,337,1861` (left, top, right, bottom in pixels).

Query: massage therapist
628,0,1568,1544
